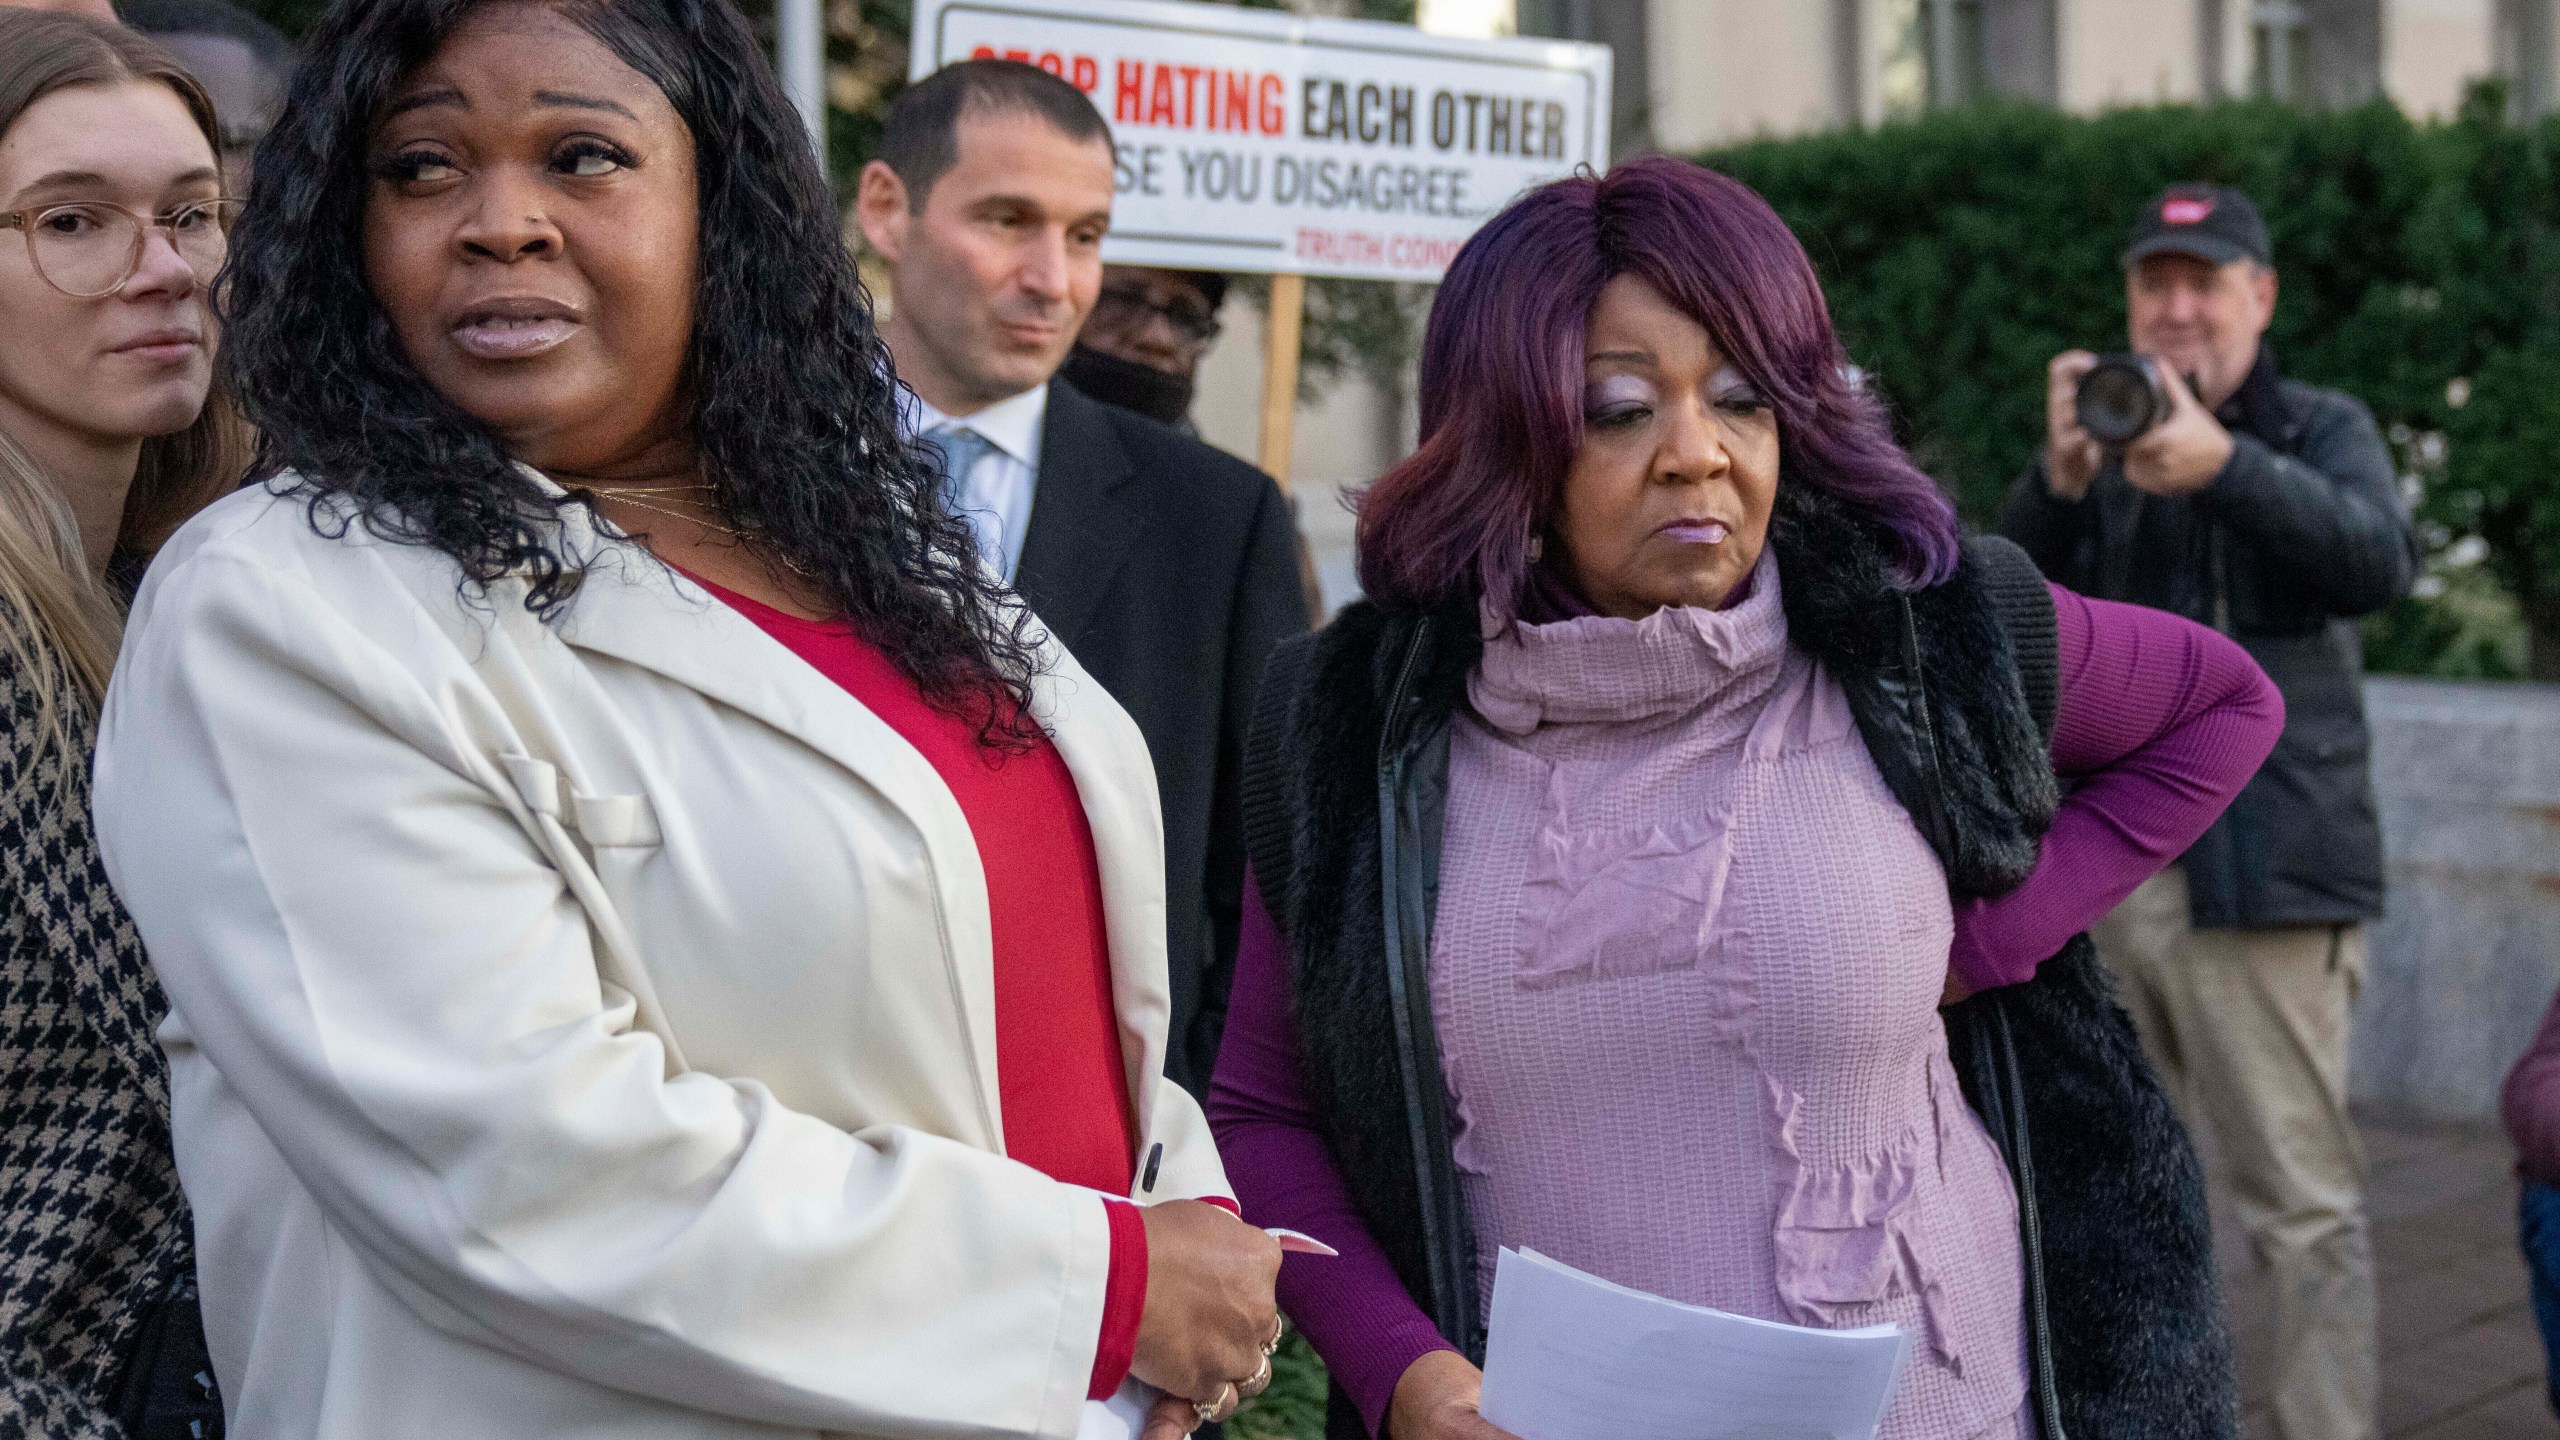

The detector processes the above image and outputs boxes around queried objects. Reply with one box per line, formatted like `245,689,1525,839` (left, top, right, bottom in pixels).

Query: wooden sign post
1257,272,1307,494
1257,273,1327,622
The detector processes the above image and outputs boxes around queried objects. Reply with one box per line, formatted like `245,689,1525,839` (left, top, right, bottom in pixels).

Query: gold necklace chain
586,482,713,497
598,493,730,529
586,487,817,580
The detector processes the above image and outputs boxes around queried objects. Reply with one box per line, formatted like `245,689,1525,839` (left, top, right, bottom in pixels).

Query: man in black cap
2003,184,2414,1440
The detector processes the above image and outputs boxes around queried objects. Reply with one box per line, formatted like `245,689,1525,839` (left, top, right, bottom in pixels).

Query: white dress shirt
908,384,1048,582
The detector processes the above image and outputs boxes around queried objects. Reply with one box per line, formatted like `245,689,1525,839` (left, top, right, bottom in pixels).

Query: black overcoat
1013,378,1309,1094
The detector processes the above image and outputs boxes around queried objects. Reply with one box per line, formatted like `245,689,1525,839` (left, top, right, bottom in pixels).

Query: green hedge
1700,90,2560,680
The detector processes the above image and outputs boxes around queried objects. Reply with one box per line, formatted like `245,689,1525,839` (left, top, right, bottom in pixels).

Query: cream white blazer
92,480,1232,1440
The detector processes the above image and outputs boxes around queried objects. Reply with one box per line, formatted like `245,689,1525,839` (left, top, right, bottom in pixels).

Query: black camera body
2074,353,2173,447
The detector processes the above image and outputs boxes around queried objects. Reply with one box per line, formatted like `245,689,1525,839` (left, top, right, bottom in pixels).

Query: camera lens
2075,357,2166,446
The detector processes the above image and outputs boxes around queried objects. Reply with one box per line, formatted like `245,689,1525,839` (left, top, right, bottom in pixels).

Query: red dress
694,576,1148,1398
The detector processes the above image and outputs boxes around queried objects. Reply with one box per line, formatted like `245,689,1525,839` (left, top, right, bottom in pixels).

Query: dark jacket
1013,378,1309,1094
2001,347,2415,927
0,651,219,1439
1243,485,2235,1440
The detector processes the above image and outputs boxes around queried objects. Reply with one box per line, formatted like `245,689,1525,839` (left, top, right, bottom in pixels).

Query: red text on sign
1295,227,1465,274
969,46,1101,93
1112,59,1286,136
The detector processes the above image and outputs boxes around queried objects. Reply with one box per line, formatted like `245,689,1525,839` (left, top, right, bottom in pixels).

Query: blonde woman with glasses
0,10,241,1436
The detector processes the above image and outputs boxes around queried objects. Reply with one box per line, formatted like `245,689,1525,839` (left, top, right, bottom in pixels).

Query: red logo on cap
2162,197,2215,225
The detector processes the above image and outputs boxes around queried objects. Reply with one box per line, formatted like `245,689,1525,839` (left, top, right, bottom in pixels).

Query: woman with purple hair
1210,155,2275,1440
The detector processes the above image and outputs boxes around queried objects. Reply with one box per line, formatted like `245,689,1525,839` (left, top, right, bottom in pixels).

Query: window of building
1516,0,1651,152
1416,0,1515,38
1884,0,1990,114
2500,0,2556,120
2251,0,2314,101
1928,0,1990,107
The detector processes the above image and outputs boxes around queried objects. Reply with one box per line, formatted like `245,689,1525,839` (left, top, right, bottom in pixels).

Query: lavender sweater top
1208,562,2281,1437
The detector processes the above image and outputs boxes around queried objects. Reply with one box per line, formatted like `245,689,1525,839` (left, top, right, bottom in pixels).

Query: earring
1527,534,1545,562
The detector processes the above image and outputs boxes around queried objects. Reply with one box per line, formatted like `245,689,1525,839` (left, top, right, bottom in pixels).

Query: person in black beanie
2002,182,2416,1440
117,0,292,185
1065,266,1227,434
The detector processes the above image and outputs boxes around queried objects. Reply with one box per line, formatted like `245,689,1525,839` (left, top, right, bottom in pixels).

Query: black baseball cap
2122,184,2272,268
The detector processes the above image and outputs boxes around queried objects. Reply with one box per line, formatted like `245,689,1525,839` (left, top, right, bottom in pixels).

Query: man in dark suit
856,59,1308,1094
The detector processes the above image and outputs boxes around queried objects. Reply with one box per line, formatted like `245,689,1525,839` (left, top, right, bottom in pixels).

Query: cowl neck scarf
1469,549,1786,734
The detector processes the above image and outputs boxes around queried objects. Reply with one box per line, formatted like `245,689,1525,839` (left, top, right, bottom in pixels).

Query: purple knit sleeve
1207,874,1456,1435
2504,991,2560,1187
1947,584,2283,992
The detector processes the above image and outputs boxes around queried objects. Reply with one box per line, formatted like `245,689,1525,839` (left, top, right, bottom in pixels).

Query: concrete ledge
2353,676,2560,1123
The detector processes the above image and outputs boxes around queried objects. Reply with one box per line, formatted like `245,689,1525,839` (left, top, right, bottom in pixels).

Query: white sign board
909,0,1611,283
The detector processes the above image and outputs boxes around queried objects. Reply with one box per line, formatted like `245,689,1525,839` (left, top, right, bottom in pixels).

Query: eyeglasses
1090,285,1223,352
1,197,242,299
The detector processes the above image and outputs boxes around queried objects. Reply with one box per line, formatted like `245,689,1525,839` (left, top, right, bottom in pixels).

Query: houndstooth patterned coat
0,650,192,1439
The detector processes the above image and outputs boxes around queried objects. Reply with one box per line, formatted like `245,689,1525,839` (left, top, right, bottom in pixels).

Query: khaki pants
2093,867,2377,1440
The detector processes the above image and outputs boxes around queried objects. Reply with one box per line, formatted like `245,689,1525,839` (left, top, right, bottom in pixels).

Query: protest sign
907,0,1612,284
905,0,1608,488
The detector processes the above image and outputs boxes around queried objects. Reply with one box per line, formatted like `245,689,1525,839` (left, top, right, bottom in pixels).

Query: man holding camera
2002,184,2416,1440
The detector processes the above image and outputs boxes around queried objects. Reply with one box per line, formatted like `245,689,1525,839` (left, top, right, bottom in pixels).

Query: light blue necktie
926,425,1003,574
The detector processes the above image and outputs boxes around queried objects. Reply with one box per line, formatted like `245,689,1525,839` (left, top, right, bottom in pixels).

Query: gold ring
1263,1316,1285,1355
1192,1382,1239,1426
1238,1354,1274,1401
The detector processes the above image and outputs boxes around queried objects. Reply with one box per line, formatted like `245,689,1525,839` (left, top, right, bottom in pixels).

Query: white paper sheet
1478,1248,1911,1440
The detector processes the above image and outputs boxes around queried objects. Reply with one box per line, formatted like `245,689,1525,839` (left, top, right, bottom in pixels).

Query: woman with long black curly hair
87,3,1279,1436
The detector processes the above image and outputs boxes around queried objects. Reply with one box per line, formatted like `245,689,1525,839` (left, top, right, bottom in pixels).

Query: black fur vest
1241,484,2237,1440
